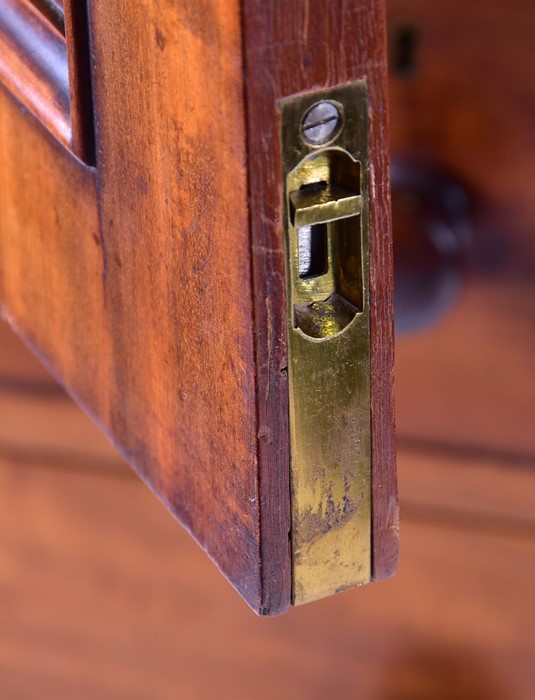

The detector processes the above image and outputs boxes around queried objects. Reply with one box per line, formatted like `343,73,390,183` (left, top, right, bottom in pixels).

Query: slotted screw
301,101,341,145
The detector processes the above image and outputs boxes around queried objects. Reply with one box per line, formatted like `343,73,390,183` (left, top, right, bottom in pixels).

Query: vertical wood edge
241,0,398,609
369,0,399,582
240,1,292,617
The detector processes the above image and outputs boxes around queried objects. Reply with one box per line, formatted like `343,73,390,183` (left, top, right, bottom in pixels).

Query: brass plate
280,82,371,605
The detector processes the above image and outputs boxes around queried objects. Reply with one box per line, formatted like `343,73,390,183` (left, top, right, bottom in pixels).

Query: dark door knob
392,160,472,334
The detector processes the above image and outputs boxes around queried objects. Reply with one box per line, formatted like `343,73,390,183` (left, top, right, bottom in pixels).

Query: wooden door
0,0,397,613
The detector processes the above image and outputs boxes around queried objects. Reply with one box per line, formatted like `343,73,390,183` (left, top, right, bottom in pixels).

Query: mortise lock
280,83,372,605
288,147,364,338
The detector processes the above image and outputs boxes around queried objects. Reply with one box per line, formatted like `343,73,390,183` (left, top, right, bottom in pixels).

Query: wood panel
86,0,266,611
0,0,94,161
0,0,71,147
0,0,269,612
0,0,396,613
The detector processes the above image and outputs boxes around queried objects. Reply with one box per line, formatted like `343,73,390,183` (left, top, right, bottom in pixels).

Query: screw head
301,101,341,145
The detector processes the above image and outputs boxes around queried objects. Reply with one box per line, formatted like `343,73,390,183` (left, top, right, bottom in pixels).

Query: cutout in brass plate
280,82,371,606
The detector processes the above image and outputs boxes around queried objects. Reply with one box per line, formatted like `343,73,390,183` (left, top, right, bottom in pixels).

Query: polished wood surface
31,0,64,33
86,0,267,610
0,0,265,611
0,0,93,160
0,0,397,612
0,0,71,147
0,321,533,699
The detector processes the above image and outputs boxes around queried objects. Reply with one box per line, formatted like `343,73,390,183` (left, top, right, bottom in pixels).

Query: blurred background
1,1,534,698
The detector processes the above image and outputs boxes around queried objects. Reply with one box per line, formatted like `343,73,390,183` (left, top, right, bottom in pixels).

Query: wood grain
85,0,266,611
0,0,396,613
241,0,398,588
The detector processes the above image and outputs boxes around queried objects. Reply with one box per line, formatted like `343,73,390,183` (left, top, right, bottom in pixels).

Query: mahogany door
0,0,397,613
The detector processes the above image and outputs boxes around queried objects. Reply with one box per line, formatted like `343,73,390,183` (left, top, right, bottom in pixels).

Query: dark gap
299,180,328,193
299,223,328,279
68,0,96,165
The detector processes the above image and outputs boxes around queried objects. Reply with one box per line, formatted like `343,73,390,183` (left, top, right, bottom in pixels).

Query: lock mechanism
280,83,371,605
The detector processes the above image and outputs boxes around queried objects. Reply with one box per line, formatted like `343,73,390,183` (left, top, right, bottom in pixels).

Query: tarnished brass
280,83,371,605
290,186,362,228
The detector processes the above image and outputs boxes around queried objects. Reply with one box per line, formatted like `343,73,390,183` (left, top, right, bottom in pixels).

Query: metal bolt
301,101,341,145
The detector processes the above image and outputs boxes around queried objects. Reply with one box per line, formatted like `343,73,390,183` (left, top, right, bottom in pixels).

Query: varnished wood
0,0,71,147
0,0,94,161
30,0,64,33
87,0,265,610
0,0,396,612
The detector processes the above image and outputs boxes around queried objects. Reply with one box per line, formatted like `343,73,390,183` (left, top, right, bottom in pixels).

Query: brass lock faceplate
280,82,371,605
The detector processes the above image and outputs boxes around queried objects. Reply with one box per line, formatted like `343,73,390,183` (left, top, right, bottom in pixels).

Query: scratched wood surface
0,0,267,611
0,0,397,614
